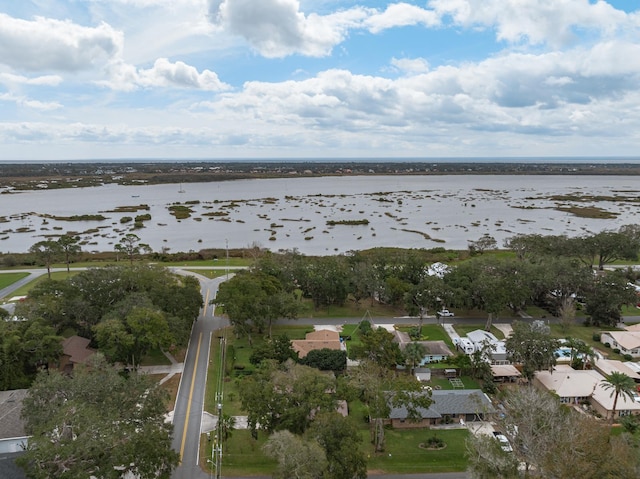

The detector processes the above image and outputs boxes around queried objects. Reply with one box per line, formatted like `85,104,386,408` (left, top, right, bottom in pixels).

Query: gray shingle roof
0,390,27,440
388,389,495,419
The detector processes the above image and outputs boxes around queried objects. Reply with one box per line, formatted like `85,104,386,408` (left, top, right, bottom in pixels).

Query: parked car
493,431,513,452
438,309,455,317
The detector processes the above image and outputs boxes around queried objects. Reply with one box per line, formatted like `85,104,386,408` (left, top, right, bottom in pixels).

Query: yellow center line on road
179,332,203,463
203,289,210,318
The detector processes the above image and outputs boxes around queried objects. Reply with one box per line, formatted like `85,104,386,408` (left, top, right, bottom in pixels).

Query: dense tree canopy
584,270,638,327
19,355,178,479
263,431,327,479
483,387,640,478
10,264,202,374
505,321,560,381
239,361,338,437
214,270,299,343
309,412,367,479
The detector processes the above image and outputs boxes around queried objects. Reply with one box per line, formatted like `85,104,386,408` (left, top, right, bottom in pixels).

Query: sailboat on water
178,182,185,193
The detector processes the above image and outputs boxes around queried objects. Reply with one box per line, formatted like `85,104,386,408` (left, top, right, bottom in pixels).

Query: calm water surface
0,175,637,255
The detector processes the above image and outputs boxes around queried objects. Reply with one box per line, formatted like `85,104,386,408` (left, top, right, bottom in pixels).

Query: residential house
291,329,345,359
387,389,495,428
399,340,453,366
600,330,640,358
465,329,508,363
533,365,602,406
534,365,640,419
594,359,640,383
491,364,522,383
57,335,96,373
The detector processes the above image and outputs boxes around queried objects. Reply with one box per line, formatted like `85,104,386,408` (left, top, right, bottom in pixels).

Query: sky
1,0,640,162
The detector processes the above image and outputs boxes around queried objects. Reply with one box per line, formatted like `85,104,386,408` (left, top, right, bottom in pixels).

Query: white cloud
102,58,230,91
428,0,630,47
0,13,122,71
138,58,227,90
208,0,369,58
364,3,440,34
207,0,441,58
0,92,62,111
390,57,430,75
0,73,63,86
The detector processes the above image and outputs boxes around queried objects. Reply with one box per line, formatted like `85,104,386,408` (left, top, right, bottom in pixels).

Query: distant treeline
2,160,640,191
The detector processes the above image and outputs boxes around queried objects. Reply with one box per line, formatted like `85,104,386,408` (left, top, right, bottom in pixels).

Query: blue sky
1,0,640,161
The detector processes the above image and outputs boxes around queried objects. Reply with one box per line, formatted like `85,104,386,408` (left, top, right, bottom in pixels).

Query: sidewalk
139,350,183,385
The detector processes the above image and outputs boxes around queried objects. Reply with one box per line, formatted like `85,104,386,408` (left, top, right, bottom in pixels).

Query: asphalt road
171,273,229,479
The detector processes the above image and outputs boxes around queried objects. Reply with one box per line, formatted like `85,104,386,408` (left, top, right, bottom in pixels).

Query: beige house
534,365,640,419
491,364,522,382
593,359,640,382
291,329,344,358
601,330,640,358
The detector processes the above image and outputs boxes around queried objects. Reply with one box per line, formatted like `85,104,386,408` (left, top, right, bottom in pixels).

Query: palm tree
601,372,637,424
564,337,596,370
404,341,426,373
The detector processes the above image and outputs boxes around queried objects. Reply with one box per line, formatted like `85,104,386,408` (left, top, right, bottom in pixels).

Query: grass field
364,428,470,474
184,269,229,279
207,425,470,476
6,271,78,298
0,271,29,295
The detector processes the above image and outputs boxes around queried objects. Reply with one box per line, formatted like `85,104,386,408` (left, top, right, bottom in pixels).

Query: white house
601,331,640,358
464,329,508,363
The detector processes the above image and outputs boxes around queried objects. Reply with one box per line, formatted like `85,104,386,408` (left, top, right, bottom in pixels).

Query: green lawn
158,257,253,268
549,323,627,360
427,376,481,390
395,324,456,348
139,348,172,366
184,269,229,279
7,271,79,298
452,324,505,340
207,420,470,476
363,428,470,474
208,430,277,476
0,272,29,293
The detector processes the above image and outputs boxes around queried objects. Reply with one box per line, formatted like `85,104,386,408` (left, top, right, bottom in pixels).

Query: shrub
592,333,601,342
358,320,372,334
624,354,634,361
620,415,640,434
613,348,621,354
424,435,445,448
604,342,611,348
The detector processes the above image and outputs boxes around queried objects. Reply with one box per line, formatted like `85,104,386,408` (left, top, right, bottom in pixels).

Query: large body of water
0,175,638,256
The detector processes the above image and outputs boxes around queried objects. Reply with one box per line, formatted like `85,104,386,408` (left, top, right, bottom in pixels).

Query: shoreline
2,160,640,192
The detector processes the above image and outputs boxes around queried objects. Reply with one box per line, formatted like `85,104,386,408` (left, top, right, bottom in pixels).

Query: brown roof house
291,329,345,358
57,336,96,373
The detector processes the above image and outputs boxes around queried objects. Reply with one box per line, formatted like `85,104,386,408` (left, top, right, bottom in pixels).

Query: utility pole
212,335,226,478
225,238,229,281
